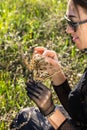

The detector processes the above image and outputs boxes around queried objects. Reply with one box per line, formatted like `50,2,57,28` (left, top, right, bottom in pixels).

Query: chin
76,44,82,50
75,41,84,50
79,46,87,50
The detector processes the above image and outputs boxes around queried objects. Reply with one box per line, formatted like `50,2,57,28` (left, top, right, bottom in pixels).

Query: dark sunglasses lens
64,16,77,32
67,21,77,31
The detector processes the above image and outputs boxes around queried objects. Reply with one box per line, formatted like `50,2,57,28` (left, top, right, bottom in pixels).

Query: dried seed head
23,53,50,81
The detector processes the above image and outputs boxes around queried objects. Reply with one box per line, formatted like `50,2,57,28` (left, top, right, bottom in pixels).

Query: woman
10,0,87,130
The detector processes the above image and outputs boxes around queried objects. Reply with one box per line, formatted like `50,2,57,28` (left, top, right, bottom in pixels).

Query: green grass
0,0,87,129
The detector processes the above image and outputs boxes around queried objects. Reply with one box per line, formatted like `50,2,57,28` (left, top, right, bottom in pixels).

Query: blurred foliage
0,0,87,129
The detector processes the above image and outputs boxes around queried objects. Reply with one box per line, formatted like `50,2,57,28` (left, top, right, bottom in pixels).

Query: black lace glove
26,79,55,116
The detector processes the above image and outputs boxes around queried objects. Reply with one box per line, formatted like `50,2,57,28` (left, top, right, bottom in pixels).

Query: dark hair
73,0,87,13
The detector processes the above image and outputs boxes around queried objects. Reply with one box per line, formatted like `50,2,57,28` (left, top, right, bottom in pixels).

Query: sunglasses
64,15,87,32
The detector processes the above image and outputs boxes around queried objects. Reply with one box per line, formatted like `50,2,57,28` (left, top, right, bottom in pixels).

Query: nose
66,25,74,34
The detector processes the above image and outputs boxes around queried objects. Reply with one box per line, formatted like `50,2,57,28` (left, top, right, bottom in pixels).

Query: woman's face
66,0,87,50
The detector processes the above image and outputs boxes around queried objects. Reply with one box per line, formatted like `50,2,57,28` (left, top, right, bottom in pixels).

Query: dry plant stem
51,71,67,86
47,70,62,79
46,65,67,86
22,53,66,85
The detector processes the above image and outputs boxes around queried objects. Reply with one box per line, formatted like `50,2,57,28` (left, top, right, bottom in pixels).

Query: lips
72,36,79,42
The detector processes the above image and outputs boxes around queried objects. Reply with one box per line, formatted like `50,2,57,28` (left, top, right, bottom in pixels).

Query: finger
26,87,41,98
26,78,37,86
26,81,35,88
27,92,40,105
26,84,43,95
43,50,58,60
37,82,49,91
45,57,59,66
34,47,47,54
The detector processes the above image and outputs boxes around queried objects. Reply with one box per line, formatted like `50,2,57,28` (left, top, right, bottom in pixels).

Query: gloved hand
26,79,55,116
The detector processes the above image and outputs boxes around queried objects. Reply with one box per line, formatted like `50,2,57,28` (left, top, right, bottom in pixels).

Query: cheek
77,27,87,49
81,28,87,46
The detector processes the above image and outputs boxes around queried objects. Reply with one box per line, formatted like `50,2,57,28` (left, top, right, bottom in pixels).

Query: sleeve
52,80,71,114
59,119,81,130
52,69,87,128
68,69,87,126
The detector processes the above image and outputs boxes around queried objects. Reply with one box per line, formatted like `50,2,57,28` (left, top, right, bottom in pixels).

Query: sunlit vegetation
0,0,87,129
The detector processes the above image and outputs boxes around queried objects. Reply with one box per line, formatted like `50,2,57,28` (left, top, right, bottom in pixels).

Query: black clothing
53,80,71,113
10,69,87,130
10,107,54,130
53,69,87,129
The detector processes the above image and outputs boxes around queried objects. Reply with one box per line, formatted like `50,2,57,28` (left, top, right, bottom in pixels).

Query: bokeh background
0,0,87,129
